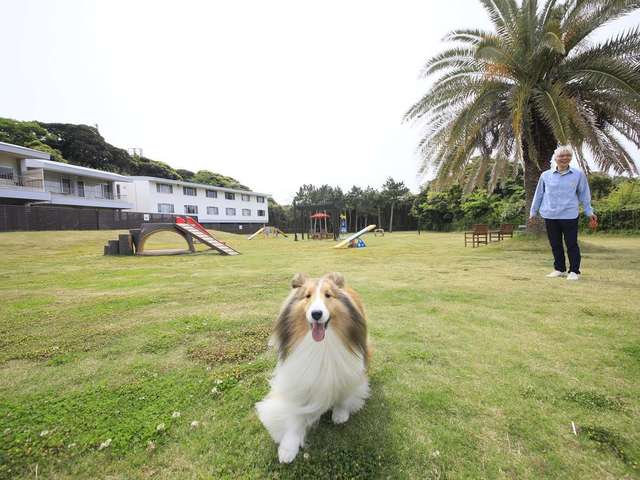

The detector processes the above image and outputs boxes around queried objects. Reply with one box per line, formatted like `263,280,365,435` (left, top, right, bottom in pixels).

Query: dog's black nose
311,310,323,321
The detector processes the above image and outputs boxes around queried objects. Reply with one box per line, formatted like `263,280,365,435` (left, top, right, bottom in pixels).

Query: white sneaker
566,272,580,281
546,270,567,278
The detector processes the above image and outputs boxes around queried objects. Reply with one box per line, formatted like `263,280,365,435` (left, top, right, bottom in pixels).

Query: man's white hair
552,144,573,161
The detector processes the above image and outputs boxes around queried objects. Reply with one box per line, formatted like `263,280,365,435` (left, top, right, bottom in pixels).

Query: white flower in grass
39,430,49,437
156,423,165,432
98,438,112,450
210,387,219,395
147,440,156,451
215,379,223,385
172,411,181,418
190,421,200,429
303,452,310,460
68,443,76,449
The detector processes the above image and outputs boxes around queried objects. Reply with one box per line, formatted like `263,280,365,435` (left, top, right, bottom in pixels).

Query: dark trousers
544,218,581,274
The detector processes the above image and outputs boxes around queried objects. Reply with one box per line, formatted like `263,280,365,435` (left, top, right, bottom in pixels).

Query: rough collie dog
256,272,370,463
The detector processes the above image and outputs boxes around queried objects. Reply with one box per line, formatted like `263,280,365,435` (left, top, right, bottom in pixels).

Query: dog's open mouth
311,320,329,342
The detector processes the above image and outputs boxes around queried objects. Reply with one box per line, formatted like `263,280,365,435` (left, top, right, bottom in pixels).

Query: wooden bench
490,223,514,242
464,224,489,248
374,228,385,237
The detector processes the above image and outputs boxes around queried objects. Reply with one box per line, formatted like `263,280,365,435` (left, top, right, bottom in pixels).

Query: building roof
24,159,132,182
127,176,270,197
0,141,51,160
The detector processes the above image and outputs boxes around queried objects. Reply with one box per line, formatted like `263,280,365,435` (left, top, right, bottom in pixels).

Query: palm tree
405,0,640,228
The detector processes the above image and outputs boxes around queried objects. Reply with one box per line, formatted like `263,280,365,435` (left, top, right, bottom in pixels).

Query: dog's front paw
332,407,350,424
278,443,299,463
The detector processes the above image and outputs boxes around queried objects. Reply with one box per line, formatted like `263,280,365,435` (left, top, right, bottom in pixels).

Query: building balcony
0,175,49,202
0,175,45,192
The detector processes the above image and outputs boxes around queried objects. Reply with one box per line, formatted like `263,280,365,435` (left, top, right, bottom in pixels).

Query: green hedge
581,207,640,232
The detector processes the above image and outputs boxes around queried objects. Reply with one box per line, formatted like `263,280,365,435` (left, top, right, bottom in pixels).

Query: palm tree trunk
389,202,395,233
523,126,554,234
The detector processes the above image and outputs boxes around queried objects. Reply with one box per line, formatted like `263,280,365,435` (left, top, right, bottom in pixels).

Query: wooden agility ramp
174,221,240,255
104,217,240,256
248,226,288,240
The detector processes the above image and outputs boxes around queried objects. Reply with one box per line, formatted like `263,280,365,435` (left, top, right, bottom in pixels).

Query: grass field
1,229,639,479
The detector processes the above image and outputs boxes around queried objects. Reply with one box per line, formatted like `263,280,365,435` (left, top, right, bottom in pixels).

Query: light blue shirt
529,168,594,219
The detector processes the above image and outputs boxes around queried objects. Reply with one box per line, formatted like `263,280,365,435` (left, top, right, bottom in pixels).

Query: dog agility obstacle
103,216,240,256
247,226,288,240
333,224,377,249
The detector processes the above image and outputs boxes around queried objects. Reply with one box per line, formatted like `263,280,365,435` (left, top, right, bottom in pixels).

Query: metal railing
0,174,45,191
48,185,127,201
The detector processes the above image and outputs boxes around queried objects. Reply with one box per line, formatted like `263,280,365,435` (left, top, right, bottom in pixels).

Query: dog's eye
325,293,331,298
305,293,311,299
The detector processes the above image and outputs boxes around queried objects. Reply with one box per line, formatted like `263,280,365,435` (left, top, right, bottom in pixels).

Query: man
529,145,597,281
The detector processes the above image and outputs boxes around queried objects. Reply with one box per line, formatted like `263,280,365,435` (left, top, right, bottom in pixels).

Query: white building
0,141,132,209
118,176,269,226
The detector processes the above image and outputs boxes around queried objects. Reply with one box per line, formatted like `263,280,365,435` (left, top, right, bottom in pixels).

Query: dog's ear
325,272,345,288
291,272,309,288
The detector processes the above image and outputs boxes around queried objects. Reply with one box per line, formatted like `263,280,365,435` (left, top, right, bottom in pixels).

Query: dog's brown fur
273,272,369,365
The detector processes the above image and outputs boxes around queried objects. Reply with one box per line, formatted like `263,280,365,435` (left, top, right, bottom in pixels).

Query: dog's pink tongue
311,322,326,342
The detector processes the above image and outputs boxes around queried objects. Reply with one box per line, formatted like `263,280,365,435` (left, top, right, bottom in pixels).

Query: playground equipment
247,225,288,240
103,217,240,256
349,238,367,248
333,224,376,249
339,213,347,234
292,202,342,241
309,212,333,240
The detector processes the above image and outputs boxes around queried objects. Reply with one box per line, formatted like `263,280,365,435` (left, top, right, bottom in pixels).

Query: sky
1,1,639,203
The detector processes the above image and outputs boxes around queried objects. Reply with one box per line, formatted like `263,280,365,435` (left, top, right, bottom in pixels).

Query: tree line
0,118,249,190
268,178,415,233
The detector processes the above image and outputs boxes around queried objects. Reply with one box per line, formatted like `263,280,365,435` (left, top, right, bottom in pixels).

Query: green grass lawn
1,229,639,479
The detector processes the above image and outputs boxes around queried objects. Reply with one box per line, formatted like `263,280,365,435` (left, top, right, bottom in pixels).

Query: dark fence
199,222,263,234
0,205,186,232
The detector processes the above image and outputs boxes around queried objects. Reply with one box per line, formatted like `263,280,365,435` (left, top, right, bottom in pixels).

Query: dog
255,272,370,463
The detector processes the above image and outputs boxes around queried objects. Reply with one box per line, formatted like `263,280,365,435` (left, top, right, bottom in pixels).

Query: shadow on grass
263,380,400,480
501,235,614,254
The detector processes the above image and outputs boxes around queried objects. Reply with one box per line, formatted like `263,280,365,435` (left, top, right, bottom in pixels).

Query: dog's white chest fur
256,328,370,463
270,329,367,412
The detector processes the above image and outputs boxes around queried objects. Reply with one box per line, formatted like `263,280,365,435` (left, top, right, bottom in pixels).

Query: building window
257,209,266,217
207,206,219,215
184,205,198,214
225,208,236,216
156,183,173,194
206,189,217,198
183,186,197,196
256,196,265,203
0,166,14,181
101,183,113,199
241,193,251,202
61,178,72,194
225,192,235,200
158,203,174,213
77,181,85,197
242,208,251,216
116,184,121,199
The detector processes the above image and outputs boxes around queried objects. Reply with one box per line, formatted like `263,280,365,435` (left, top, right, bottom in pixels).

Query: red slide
176,216,211,237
